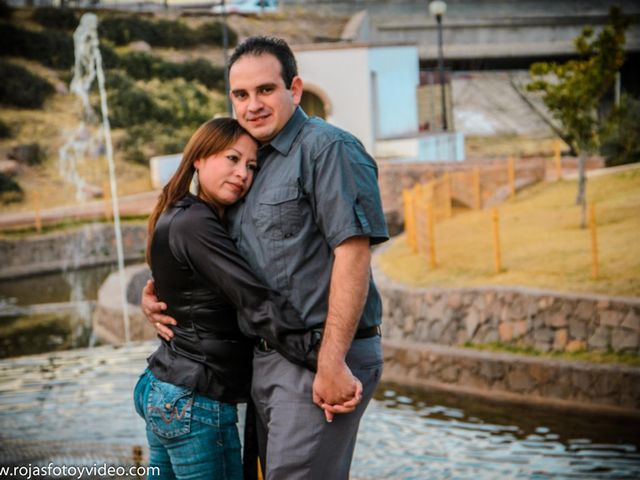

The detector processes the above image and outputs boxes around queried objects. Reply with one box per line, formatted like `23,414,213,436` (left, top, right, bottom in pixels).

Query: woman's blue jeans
133,369,243,480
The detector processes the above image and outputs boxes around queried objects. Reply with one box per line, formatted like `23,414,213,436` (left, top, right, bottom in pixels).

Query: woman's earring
189,169,199,195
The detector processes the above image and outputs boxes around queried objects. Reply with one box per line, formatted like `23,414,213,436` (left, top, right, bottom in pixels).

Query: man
143,36,388,479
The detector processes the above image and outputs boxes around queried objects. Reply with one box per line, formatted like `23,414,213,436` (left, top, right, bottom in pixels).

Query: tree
527,7,629,227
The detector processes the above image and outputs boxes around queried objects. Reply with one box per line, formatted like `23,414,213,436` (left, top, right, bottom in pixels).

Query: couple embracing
134,36,388,480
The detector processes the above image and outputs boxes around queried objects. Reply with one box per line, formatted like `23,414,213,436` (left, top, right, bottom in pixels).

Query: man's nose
247,94,263,112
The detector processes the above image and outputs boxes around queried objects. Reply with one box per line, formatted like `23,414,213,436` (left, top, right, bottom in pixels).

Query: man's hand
312,361,363,422
142,279,176,341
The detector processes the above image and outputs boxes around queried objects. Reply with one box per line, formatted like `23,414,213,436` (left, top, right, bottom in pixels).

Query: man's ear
290,76,303,105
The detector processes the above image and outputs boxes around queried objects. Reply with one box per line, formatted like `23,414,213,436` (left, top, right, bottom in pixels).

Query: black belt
256,325,381,353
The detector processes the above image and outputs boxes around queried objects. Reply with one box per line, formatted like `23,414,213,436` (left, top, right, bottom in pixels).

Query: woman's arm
171,203,318,371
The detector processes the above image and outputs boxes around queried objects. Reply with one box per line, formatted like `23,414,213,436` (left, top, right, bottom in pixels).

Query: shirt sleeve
312,139,389,250
170,204,318,371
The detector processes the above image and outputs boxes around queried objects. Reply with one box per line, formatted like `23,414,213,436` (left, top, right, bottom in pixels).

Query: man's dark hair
228,36,298,88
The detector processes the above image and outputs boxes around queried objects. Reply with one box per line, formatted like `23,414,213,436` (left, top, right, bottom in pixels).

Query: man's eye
259,87,274,94
234,92,247,99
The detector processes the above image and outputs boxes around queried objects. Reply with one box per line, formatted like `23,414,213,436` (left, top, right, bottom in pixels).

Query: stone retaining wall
377,269,640,354
0,223,147,280
382,339,640,415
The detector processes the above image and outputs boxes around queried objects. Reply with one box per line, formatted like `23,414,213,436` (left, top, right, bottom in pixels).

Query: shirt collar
268,107,308,156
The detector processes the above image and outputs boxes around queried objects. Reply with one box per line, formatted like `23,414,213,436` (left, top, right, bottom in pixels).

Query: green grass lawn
378,166,640,297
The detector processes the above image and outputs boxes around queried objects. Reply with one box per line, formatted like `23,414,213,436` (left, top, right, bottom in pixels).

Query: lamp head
429,0,447,17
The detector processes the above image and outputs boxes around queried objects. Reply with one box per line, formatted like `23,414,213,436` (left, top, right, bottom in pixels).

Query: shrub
9,143,44,166
195,21,237,47
0,173,24,204
147,78,213,127
0,60,55,109
104,73,167,128
118,52,224,90
601,96,640,167
0,0,13,20
0,118,11,138
0,24,74,70
32,6,78,31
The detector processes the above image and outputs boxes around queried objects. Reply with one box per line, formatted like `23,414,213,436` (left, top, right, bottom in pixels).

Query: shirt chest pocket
256,187,304,240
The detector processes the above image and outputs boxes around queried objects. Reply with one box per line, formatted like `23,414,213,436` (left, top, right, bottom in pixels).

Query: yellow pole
589,203,599,279
443,171,452,218
103,180,112,221
508,156,516,198
33,192,42,233
427,202,437,268
473,167,481,209
492,208,502,274
553,138,562,180
408,186,418,253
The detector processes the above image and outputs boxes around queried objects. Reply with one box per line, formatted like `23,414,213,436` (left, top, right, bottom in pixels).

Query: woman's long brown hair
146,117,250,266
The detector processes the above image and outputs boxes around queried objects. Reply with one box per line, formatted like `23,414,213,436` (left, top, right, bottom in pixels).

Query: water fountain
58,13,130,343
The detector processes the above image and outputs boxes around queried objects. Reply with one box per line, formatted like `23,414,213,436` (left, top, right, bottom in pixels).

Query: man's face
229,53,302,143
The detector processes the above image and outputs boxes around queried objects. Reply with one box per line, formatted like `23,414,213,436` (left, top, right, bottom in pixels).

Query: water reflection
352,384,640,479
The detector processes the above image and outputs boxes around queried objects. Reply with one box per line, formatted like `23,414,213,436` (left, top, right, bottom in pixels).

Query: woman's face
194,134,258,212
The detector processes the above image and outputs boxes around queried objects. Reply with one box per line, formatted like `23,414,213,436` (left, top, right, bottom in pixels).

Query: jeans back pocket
147,379,194,439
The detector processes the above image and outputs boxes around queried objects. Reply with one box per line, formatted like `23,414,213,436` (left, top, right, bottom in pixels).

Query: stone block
565,339,586,353
574,300,595,321
499,322,514,342
621,311,640,332
534,328,554,343
553,329,568,351
596,299,610,309
572,370,595,394
513,320,528,339
439,365,459,383
534,341,552,353
599,310,622,327
506,366,536,392
568,318,588,341
447,292,463,309
529,364,553,384
611,329,640,352
542,382,573,400
547,313,568,328
464,309,480,339
403,315,416,334
458,369,488,390
588,327,610,351
479,361,505,381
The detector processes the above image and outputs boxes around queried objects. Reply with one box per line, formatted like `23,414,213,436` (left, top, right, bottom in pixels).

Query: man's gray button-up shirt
228,107,389,330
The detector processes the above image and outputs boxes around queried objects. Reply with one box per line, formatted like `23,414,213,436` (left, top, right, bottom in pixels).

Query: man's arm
312,236,371,420
142,280,176,342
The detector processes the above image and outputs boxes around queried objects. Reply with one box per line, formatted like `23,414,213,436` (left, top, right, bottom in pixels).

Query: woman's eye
248,164,258,171
227,155,239,162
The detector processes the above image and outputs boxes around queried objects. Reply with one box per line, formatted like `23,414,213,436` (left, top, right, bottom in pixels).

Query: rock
498,322,514,342
513,320,528,338
403,315,415,334
534,328,554,343
572,370,594,394
553,328,568,351
0,159,20,176
464,309,480,340
506,366,536,392
621,311,640,332
588,327,610,351
568,318,588,341
611,329,639,352
599,310,621,327
129,40,152,52
547,313,568,328
447,292,462,309
575,300,595,321
439,365,459,383
565,339,586,353
529,364,552,384
479,361,504,381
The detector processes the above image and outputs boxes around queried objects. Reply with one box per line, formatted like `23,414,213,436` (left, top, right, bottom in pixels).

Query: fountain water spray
61,13,130,343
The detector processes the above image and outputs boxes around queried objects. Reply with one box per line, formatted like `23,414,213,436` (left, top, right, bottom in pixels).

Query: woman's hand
142,279,177,341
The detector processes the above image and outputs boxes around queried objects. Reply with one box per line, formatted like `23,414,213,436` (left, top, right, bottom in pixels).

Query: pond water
0,341,638,480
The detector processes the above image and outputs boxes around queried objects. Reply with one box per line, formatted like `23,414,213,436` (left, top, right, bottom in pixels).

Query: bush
32,7,78,31
0,173,24,204
601,96,640,167
104,73,167,128
0,0,13,20
9,143,44,166
0,60,55,109
0,118,11,138
119,52,224,90
0,24,74,70
195,21,237,47
98,16,160,47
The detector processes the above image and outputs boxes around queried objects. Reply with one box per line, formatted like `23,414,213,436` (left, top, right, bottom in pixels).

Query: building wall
295,47,373,151
368,45,420,139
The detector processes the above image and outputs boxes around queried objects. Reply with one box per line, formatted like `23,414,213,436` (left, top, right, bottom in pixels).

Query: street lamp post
429,0,447,131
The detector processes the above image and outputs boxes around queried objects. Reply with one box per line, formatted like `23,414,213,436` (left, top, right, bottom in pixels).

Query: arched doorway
300,91,326,119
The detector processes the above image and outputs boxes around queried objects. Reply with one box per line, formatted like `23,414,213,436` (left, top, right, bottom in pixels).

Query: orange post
427,202,437,269
473,167,481,209
33,192,42,233
492,208,502,274
589,203,599,279
404,188,417,253
553,139,562,180
507,156,516,198
443,171,452,218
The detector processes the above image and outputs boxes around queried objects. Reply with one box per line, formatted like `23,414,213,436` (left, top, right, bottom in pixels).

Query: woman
133,118,316,480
